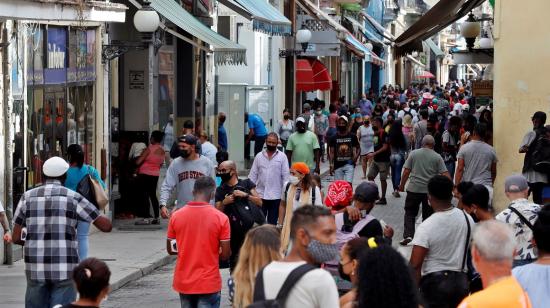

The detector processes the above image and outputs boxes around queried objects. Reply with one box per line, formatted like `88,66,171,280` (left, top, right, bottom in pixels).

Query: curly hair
356,244,419,308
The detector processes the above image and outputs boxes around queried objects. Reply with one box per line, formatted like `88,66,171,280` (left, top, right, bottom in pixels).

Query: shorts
368,161,389,180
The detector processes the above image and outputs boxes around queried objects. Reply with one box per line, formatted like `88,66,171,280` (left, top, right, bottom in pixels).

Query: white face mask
289,175,300,185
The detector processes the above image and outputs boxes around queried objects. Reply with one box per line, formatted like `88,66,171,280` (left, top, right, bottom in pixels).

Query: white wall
122,50,150,131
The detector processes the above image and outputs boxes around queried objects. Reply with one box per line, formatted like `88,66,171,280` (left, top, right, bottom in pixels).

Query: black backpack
531,133,550,175
224,181,266,235
248,264,316,308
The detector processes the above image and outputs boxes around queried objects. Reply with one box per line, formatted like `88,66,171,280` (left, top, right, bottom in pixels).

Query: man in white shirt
198,131,218,165
258,206,339,308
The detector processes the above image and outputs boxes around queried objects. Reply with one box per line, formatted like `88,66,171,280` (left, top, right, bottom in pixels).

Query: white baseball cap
296,117,306,123
43,156,70,177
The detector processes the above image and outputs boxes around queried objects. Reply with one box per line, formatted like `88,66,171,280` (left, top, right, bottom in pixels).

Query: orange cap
291,162,310,175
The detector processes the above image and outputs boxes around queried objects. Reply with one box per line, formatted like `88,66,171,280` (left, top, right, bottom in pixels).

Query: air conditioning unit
217,15,237,42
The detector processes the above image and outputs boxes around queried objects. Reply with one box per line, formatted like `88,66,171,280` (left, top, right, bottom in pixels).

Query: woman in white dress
357,117,375,179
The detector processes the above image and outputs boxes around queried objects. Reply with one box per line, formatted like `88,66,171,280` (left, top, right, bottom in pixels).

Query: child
0,202,12,243
311,174,324,201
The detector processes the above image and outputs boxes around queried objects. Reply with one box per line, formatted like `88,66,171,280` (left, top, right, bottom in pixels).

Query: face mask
364,121,370,126
338,262,351,282
297,126,306,133
266,145,277,152
337,125,347,133
307,238,340,264
288,175,300,185
284,115,290,120
217,172,232,183
180,149,190,158
316,110,322,115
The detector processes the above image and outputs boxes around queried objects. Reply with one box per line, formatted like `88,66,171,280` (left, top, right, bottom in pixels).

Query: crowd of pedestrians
3,80,550,308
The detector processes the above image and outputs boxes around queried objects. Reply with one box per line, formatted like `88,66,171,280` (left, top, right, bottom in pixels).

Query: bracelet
276,223,283,229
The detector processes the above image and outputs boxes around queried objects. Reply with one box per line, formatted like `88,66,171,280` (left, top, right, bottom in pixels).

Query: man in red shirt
167,176,231,308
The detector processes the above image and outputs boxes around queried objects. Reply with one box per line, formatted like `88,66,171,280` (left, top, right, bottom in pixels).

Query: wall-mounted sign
129,70,145,89
472,80,493,97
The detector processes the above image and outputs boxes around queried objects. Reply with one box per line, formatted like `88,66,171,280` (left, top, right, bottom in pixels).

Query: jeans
76,221,90,260
179,292,221,308
445,160,456,181
25,277,76,308
334,164,355,183
317,134,325,158
403,192,433,239
138,174,160,218
262,199,281,225
390,152,405,190
254,135,267,157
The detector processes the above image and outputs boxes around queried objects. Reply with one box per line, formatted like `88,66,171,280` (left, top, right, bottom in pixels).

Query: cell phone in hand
170,239,178,252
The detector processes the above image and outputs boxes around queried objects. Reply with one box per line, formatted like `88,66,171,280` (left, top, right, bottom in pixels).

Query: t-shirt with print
458,277,531,308
328,133,359,169
495,199,540,261
372,130,390,162
513,263,549,308
286,131,320,170
411,208,474,276
442,130,459,162
167,201,230,294
313,114,328,136
457,140,498,187
403,148,447,193
261,261,339,308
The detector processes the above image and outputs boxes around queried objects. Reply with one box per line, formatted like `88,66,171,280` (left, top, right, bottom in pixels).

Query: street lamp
133,2,160,34
461,12,480,50
296,26,312,52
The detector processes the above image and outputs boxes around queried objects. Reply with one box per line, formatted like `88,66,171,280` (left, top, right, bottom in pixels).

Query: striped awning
344,15,383,45
217,0,291,36
148,0,246,65
344,34,385,67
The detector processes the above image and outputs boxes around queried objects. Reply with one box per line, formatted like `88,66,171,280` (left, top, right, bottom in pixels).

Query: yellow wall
492,1,550,211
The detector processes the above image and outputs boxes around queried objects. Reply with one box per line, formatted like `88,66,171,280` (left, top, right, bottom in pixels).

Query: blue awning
149,0,246,65
345,34,386,67
424,38,445,58
344,16,384,45
218,0,291,36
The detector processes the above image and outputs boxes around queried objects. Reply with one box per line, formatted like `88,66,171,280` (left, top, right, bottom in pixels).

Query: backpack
248,264,316,308
530,133,550,175
76,166,108,210
224,180,266,235
403,108,413,118
284,182,316,205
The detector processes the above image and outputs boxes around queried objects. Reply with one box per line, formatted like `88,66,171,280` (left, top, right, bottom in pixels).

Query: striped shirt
249,150,290,200
14,180,99,282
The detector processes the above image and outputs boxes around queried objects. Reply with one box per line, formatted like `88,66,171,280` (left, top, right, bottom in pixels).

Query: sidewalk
0,220,174,308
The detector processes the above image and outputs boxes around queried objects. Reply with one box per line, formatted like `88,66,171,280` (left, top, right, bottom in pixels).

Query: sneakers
392,191,401,198
151,218,160,225
399,237,413,246
376,198,387,205
134,218,151,225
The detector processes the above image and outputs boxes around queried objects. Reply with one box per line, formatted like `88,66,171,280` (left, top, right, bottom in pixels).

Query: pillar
492,0,550,211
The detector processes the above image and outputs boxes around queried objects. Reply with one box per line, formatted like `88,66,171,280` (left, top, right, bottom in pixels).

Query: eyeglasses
339,259,352,266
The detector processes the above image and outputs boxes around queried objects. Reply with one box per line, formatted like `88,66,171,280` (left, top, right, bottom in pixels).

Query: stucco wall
492,1,550,211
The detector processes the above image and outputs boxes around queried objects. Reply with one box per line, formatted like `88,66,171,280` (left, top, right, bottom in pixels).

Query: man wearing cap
160,134,216,218
328,115,360,184
519,111,548,204
299,102,314,131
496,174,541,267
286,116,320,174
11,157,112,308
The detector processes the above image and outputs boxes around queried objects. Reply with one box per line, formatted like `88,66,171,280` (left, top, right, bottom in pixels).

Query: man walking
496,174,541,267
167,176,231,308
455,123,498,201
256,206,339,307
399,135,450,245
519,111,548,204
413,109,430,149
249,132,290,225
328,116,360,184
215,160,263,271
357,94,373,117
12,157,112,308
245,112,268,156
286,117,320,174
160,134,216,218
410,175,474,308
366,117,390,204
458,221,531,308
313,105,329,162
217,112,228,151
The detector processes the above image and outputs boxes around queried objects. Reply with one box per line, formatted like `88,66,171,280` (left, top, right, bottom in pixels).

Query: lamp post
461,12,480,51
296,26,312,53
133,1,160,134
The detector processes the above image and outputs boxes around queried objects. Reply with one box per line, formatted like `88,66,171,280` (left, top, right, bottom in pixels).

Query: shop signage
472,80,493,97
129,70,145,89
44,26,67,84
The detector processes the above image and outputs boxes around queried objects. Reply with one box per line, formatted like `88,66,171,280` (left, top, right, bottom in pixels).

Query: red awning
309,59,333,91
296,59,315,92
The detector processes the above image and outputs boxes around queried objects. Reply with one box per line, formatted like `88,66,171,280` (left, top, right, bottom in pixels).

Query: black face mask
338,263,351,282
217,172,232,183
266,145,277,152
364,121,370,125
337,125,347,133
180,149,190,158
297,126,306,133
284,115,290,120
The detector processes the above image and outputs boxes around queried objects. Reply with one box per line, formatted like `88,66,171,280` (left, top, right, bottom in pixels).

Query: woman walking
277,108,294,149
135,131,165,225
388,121,407,198
65,144,106,260
357,117,374,179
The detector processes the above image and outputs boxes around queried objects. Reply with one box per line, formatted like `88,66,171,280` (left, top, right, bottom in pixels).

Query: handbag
77,166,109,211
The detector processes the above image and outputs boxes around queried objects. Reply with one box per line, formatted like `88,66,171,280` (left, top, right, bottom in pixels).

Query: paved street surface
105,162,413,307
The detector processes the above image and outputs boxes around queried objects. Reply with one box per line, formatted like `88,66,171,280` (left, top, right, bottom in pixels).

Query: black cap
178,134,198,146
353,182,379,203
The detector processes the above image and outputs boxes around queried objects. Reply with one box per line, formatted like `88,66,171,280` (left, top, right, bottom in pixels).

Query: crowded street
1,0,550,308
